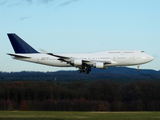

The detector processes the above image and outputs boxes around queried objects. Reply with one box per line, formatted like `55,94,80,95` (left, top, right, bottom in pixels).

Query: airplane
7,33,154,74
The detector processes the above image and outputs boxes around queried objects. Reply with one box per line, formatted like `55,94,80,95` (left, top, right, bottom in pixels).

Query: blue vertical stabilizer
7,33,39,53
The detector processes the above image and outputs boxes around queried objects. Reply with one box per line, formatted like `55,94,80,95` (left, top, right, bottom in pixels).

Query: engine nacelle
72,59,82,66
95,62,105,69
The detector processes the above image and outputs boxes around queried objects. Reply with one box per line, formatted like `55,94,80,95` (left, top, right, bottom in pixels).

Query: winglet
40,49,48,54
7,33,39,54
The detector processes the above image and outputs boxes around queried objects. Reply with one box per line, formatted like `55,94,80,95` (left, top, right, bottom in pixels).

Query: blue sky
1,0,160,72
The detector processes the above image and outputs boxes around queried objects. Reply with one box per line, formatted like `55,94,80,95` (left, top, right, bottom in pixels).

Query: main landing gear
78,67,91,74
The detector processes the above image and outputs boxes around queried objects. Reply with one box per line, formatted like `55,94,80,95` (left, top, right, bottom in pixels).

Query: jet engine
72,59,82,66
95,62,105,69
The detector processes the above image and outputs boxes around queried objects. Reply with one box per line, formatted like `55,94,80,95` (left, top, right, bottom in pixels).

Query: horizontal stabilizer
7,53,31,58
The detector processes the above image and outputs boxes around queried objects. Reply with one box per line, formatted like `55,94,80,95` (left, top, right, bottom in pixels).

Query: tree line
1,69,160,83
0,80,160,111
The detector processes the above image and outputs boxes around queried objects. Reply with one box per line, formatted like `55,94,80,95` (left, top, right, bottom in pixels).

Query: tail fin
7,33,39,54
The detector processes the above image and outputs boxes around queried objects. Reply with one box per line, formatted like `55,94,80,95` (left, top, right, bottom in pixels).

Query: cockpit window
141,51,145,53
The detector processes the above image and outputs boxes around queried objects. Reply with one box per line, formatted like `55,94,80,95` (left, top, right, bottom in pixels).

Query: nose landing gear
136,65,140,72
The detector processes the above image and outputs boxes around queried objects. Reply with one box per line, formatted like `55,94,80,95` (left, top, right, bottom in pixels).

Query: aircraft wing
47,53,112,67
47,53,71,59
47,53,90,63
103,61,111,64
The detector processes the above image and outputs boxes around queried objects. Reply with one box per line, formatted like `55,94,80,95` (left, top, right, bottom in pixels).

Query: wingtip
40,49,48,54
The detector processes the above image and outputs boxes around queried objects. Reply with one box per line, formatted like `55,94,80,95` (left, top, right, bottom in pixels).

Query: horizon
0,66,159,73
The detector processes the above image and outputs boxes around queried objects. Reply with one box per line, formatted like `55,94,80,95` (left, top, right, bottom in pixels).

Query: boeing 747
7,33,154,74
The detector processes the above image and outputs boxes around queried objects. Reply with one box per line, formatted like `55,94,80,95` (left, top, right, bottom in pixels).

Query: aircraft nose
149,55,154,61
150,56,154,61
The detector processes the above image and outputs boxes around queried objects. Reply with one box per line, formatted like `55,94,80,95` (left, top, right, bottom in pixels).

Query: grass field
0,111,160,120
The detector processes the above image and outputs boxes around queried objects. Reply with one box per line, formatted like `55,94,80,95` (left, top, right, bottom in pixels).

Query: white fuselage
12,50,154,68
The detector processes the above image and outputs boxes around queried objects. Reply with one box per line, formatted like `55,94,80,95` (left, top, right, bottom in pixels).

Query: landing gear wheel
78,70,82,73
85,71,89,74
85,67,91,74
78,68,85,73
78,67,91,74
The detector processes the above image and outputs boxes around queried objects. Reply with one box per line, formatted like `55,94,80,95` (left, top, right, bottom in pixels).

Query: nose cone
147,55,154,62
149,56,154,61
141,53,154,64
